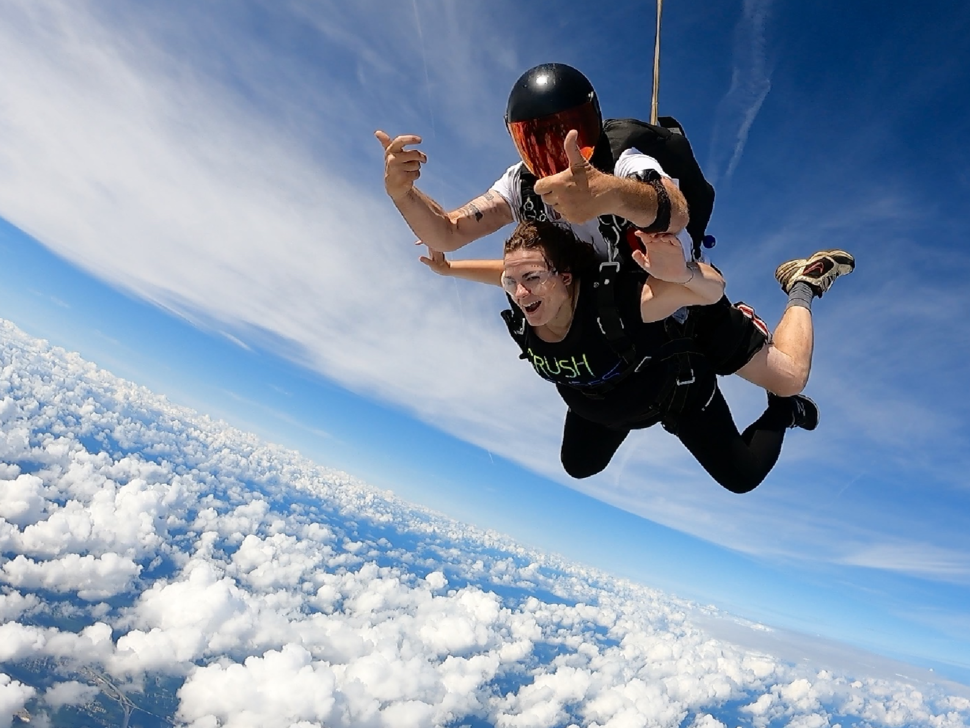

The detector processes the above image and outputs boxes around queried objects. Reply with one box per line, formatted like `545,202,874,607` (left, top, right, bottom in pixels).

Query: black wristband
634,169,671,233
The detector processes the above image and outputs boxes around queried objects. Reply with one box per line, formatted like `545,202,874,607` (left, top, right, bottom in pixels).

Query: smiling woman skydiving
422,220,852,493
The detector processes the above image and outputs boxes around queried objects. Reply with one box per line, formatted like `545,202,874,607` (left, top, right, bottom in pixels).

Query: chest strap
593,262,638,367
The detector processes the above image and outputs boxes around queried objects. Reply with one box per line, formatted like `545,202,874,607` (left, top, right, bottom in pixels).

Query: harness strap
500,306,529,360
585,264,706,408
576,334,701,401
594,262,638,367
519,172,549,223
523,166,634,266
655,315,703,433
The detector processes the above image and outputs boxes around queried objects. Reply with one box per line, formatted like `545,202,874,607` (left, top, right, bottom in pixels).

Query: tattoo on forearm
459,191,493,222
459,192,501,222
459,201,484,222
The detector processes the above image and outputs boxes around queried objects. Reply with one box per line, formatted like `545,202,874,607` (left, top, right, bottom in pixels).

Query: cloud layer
2,320,970,726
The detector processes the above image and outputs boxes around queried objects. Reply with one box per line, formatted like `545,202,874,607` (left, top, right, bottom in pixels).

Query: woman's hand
419,245,452,276
631,231,691,283
420,247,505,286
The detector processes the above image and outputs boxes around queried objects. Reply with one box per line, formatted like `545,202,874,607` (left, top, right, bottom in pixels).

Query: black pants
560,386,791,493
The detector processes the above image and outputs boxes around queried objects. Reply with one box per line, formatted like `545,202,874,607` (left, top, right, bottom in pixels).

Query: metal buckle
598,261,620,285
676,368,695,386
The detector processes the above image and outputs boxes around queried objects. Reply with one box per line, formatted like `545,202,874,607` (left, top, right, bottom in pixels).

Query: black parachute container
611,0,716,256
603,116,715,256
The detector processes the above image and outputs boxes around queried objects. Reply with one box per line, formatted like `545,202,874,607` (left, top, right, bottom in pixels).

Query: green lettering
527,349,548,378
576,354,595,378
559,358,578,378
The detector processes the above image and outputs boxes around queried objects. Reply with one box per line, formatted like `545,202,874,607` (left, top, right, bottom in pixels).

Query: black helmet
505,63,603,178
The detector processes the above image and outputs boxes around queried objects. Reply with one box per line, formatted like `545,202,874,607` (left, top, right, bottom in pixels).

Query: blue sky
1,0,970,689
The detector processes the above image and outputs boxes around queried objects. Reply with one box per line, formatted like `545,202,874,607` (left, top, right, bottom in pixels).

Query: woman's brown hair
503,221,599,279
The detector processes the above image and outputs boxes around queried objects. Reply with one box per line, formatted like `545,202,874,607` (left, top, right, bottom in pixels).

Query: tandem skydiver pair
377,63,854,493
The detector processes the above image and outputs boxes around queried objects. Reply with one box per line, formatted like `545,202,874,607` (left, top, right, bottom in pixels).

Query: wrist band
634,169,672,233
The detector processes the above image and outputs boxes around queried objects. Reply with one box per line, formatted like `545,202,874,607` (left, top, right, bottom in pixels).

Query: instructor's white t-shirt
489,149,697,261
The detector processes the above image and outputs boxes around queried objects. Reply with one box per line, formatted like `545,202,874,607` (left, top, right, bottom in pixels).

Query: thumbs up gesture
532,129,608,223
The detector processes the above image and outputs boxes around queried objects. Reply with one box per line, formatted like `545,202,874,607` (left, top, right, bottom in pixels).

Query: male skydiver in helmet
377,62,854,403
375,63,690,261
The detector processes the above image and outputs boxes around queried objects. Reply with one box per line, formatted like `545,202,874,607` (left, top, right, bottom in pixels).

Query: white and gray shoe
775,249,855,297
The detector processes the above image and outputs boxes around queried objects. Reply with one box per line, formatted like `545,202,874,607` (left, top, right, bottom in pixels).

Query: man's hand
375,130,427,202
532,130,611,223
631,232,692,283
419,246,451,276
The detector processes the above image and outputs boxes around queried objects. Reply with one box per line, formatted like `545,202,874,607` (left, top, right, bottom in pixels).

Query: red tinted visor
507,100,600,178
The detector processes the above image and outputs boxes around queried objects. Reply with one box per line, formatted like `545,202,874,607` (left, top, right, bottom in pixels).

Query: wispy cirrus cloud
705,0,774,186
838,541,970,584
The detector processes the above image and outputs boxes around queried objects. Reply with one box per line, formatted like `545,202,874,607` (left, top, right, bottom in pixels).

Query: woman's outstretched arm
419,246,504,287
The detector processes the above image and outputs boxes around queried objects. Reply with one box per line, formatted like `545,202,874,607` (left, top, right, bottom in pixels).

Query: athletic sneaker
774,249,855,297
769,393,819,431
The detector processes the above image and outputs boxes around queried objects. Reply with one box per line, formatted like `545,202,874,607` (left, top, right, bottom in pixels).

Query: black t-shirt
517,271,673,429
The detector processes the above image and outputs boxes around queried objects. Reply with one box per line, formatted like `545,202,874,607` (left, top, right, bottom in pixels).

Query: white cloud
0,590,38,621
839,541,970,584
176,645,338,728
43,680,99,709
0,622,47,663
0,552,141,600
0,474,45,527
43,622,115,665
0,674,35,728
1,317,968,726
690,715,727,728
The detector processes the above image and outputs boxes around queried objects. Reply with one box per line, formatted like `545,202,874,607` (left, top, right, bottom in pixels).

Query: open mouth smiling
523,300,541,314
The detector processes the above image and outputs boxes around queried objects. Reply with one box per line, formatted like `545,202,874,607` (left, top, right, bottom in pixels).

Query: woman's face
502,248,572,328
